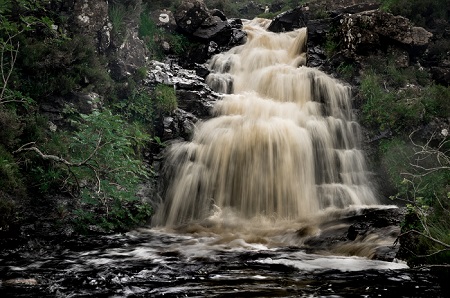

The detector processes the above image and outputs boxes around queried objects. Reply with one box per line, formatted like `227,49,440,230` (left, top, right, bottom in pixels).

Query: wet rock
267,6,309,33
306,18,333,68
303,207,406,261
145,60,220,119
192,16,233,45
162,109,198,141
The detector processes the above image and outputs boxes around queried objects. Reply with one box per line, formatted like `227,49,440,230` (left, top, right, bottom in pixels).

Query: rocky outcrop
339,10,433,55
174,0,246,48
145,60,220,140
108,0,148,81
71,0,111,53
267,6,308,33
150,9,178,33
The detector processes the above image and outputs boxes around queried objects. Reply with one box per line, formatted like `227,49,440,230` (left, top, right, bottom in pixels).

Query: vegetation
359,55,450,265
380,0,450,27
0,0,181,234
139,5,190,59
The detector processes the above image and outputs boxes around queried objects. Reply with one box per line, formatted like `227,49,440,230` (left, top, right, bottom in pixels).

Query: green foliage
67,109,152,231
139,9,190,58
0,145,25,197
115,88,154,126
381,135,450,264
0,109,23,149
359,55,448,132
380,0,449,27
109,3,126,36
337,62,355,82
324,34,338,57
421,84,450,119
154,84,177,114
139,10,162,59
19,34,113,98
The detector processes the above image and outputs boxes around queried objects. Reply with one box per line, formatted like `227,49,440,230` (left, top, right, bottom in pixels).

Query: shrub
383,135,450,265
154,84,177,114
68,109,153,232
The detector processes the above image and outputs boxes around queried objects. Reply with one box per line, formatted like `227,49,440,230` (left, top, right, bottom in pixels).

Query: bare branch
13,134,105,196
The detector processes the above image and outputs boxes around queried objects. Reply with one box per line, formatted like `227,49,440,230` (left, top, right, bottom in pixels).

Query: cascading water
4,19,448,298
153,19,378,229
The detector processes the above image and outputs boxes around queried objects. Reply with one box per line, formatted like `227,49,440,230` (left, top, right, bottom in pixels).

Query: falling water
153,19,378,230
4,20,448,298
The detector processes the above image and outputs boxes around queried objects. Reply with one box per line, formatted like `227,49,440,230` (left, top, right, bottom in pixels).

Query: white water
146,19,405,264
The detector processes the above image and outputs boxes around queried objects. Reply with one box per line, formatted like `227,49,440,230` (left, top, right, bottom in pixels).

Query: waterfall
153,18,378,228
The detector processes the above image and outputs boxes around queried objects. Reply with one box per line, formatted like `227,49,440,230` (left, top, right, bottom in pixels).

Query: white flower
442,128,448,137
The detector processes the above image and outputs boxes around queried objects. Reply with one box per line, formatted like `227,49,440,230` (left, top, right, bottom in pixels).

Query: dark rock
210,9,227,21
268,7,308,33
145,60,220,119
306,18,333,68
339,10,433,55
175,0,210,34
174,0,245,49
109,31,148,80
162,109,198,141
150,9,178,32
431,62,450,86
193,17,233,45
176,89,218,117
303,207,406,261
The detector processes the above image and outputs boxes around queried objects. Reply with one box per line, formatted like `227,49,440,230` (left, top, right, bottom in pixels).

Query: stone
175,0,210,34
192,16,233,45
174,0,244,48
339,10,433,55
145,60,220,118
150,9,178,32
268,6,308,33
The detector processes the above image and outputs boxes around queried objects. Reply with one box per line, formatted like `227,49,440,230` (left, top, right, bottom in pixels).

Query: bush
154,84,177,114
18,34,113,98
68,109,153,232
382,136,450,265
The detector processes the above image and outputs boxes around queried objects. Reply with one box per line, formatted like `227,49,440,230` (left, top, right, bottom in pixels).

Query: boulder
162,109,198,141
150,9,178,32
192,16,233,45
267,6,308,33
174,0,245,48
107,1,148,80
175,0,210,34
339,10,433,54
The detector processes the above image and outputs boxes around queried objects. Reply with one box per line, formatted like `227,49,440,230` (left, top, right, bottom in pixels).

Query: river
1,18,448,297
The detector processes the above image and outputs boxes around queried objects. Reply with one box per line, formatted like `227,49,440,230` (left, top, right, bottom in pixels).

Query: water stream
1,19,447,297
